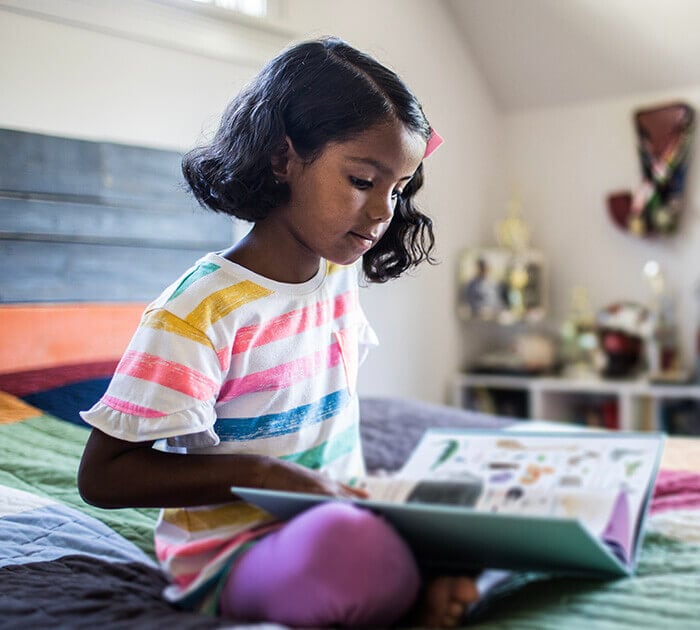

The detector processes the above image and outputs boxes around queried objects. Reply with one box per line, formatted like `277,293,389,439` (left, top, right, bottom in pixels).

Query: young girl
78,37,478,628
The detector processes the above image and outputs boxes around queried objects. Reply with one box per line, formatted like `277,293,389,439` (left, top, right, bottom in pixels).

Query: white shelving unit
451,372,700,432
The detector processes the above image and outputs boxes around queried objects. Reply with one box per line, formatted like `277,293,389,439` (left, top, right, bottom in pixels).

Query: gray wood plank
0,129,102,198
0,196,233,249
1,241,215,303
0,128,240,303
0,128,192,205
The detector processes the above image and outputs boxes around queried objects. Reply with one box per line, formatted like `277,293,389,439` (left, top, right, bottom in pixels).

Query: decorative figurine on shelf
559,286,604,378
642,260,681,378
596,302,654,378
458,194,546,324
459,255,504,320
495,195,531,253
607,102,695,237
492,196,545,324
468,332,556,376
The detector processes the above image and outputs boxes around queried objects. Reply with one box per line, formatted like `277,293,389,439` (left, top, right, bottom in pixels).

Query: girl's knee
304,501,409,560
222,502,420,626
298,502,421,616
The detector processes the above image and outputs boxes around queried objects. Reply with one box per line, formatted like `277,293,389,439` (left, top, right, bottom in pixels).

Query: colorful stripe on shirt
218,342,343,401
167,261,221,302
116,350,219,401
231,290,357,355
280,422,358,469
214,389,350,441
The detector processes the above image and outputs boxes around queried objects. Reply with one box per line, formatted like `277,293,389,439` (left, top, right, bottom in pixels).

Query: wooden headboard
0,128,233,373
0,128,232,302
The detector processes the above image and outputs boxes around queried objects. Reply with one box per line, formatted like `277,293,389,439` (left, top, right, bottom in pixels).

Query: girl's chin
327,252,364,267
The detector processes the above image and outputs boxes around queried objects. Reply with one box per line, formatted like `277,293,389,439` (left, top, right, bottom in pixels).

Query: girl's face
266,120,426,280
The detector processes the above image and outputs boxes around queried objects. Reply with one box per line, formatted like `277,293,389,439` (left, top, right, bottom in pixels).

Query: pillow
359,396,516,473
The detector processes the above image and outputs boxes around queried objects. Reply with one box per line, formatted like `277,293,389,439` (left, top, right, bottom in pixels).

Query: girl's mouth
349,231,376,246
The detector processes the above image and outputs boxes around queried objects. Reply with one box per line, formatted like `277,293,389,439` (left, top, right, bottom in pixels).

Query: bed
2,128,700,628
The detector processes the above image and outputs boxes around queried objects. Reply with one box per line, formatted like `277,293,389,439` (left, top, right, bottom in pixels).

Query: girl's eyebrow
346,156,413,181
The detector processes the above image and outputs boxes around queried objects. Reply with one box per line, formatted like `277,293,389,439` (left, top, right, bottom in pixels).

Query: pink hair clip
423,127,444,159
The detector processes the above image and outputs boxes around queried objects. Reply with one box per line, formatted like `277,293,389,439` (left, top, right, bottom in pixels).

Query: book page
348,475,487,507
347,477,418,503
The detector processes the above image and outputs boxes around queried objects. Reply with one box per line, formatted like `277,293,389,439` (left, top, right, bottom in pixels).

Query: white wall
0,0,502,403
504,90,700,368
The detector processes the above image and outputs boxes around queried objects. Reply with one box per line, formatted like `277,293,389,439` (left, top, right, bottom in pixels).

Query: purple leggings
219,502,421,627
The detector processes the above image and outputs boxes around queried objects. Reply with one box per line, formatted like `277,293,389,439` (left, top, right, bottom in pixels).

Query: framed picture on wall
457,247,546,324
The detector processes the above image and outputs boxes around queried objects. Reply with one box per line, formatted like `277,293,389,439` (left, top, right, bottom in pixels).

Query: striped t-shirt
81,252,377,611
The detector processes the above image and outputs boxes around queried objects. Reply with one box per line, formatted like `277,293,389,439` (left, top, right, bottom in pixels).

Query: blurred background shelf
451,372,700,434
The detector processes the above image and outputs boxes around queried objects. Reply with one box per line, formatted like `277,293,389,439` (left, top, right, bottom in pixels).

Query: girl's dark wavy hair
182,37,436,283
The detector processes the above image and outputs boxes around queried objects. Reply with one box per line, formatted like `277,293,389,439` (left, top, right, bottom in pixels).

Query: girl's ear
270,136,300,182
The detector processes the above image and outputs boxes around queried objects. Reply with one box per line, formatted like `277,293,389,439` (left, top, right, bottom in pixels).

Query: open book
233,428,664,578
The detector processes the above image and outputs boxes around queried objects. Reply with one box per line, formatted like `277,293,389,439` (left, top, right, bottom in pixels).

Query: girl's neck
221,223,321,284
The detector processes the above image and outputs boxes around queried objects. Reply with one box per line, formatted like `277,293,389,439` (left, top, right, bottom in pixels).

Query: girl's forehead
328,123,426,173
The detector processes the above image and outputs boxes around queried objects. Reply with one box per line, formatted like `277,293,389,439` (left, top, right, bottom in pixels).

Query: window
6,0,294,68
188,0,268,19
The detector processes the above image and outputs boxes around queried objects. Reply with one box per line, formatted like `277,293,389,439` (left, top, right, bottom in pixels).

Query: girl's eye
349,176,372,190
349,176,402,201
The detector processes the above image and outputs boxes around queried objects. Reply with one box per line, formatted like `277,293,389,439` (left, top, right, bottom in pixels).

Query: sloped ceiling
446,0,700,112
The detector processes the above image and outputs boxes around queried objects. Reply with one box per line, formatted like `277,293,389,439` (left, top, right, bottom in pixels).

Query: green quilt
0,411,159,557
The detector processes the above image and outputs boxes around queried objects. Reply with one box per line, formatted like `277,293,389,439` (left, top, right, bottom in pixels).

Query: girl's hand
259,459,369,499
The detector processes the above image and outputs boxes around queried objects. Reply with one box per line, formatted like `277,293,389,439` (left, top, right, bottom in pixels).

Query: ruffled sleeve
79,307,224,448
80,400,219,447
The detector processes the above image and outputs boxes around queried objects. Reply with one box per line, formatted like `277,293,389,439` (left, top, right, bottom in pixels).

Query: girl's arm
78,427,365,509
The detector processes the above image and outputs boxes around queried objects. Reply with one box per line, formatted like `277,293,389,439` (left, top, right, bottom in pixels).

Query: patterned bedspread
466,471,700,629
1,392,700,628
0,483,239,628
0,396,235,628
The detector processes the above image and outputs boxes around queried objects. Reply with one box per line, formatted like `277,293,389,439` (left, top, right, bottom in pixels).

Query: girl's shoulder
147,253,254,314
140,253,284,343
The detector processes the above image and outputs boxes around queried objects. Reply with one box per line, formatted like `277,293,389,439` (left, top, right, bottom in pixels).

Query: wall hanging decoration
607,102,694,237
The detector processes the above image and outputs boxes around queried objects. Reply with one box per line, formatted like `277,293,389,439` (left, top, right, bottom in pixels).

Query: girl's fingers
338,483,369,499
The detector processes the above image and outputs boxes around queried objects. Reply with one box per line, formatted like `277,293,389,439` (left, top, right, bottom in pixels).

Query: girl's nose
367,193,395,222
